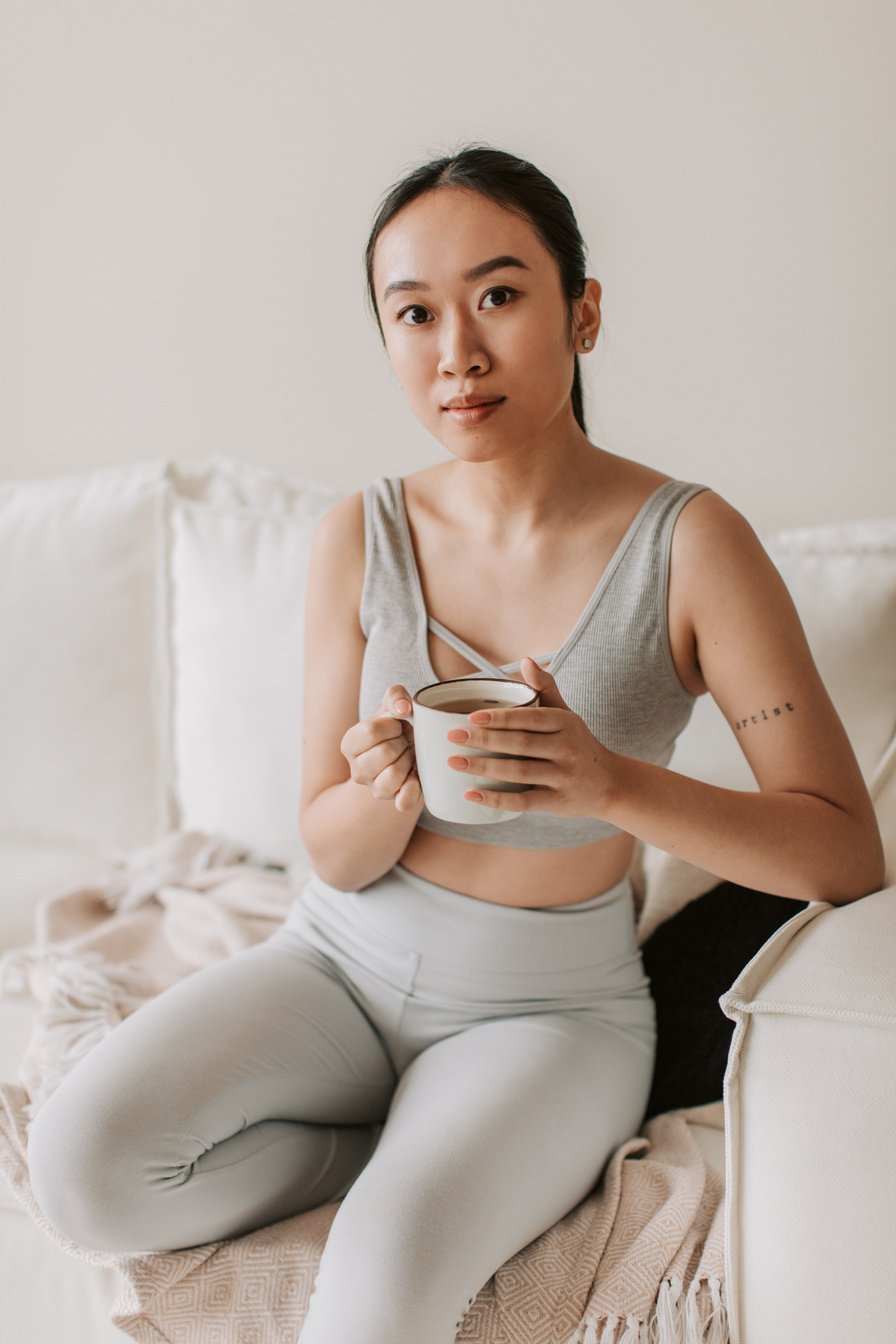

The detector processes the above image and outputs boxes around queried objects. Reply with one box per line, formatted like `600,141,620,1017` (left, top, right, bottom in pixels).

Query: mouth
443,398,505,423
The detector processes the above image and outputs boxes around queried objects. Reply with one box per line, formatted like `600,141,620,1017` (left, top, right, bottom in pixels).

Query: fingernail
395,699,410,712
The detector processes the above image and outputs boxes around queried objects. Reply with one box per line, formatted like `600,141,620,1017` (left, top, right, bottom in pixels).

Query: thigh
298,1009,655,1344
35,928,399,1133
27,928,400,1249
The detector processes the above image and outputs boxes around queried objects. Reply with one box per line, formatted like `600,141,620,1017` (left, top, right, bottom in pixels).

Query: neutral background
1,0,893,530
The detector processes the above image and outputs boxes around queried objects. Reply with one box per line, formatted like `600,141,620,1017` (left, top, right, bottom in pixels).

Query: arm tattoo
734,702,795,732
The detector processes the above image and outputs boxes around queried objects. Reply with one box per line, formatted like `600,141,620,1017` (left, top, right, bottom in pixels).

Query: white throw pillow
870,738,896,887
0,461,172,850
169,459,340,867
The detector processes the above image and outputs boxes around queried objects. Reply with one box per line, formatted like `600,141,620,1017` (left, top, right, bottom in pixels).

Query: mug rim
413,676,538,709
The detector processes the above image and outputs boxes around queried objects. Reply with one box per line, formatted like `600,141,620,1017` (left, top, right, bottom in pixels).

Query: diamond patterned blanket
0,831,728,1343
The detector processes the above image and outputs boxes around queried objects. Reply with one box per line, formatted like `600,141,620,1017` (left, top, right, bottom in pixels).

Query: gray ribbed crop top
358,475,708,849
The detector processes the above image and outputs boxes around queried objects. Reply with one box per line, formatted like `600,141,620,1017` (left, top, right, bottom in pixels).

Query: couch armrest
718,884,896,1344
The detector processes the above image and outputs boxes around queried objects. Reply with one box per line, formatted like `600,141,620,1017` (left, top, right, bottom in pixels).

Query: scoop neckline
392,475,680,685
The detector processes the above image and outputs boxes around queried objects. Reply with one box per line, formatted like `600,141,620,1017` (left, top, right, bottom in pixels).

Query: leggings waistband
299,865,638,975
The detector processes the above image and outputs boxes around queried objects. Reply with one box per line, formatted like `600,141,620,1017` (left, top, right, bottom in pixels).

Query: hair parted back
364,143,593,435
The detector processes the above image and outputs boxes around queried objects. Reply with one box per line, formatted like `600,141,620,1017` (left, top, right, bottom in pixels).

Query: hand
340,684,422,812
444,657,618,818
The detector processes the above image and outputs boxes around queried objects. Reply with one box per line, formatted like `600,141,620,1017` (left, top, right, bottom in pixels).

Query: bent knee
27,1081,160,1252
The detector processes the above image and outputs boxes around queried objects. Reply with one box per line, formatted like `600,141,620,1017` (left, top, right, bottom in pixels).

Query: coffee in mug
433,696,507,714
394,676,540,825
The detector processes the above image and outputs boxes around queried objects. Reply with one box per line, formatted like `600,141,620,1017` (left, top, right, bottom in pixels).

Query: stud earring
582,338,593,350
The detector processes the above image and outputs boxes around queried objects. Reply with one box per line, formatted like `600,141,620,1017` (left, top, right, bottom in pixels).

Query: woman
27,145,884,1344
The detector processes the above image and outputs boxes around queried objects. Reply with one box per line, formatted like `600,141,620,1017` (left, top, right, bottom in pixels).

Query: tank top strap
364,475,555,681
426,616,556,681
650,479,710,633
359,476,414,639
604,478,709,581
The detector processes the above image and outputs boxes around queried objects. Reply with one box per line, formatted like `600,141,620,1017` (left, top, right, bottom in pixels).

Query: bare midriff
399,825,636,908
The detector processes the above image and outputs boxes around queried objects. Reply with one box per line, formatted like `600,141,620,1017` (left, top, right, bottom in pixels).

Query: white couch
1,456,894,1343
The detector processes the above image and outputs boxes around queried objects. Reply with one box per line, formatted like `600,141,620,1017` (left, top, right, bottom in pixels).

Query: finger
447,753,548,785
370,744,415,800
446,726,554,758
362,715,408,748
463,785,540,810
464,706,563,732
394,765,421,811
362,739,413,790
385,690,413,718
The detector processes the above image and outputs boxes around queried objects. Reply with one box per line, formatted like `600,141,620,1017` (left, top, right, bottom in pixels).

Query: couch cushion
0,835,121,957
168,458,341,867
0,462,173,851
719,885,896,1341
870,736,896,888
0,1203,125,1343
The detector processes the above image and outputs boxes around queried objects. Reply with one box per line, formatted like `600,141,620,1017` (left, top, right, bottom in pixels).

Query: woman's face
372,187,599,458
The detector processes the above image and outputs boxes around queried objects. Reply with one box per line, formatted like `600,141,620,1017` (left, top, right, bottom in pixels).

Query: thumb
520,655,568,708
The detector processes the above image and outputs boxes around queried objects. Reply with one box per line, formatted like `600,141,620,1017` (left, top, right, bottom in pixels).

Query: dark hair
364,143,593,435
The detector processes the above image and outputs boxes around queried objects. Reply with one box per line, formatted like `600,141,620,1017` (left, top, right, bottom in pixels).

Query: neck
444,433,607,546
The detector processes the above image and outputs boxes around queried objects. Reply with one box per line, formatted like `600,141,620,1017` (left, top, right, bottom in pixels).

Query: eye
397,287,518,326
481,286,517,309
397,304,432,327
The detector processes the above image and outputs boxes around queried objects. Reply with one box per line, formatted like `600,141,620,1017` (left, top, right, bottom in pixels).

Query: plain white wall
1,0,893,531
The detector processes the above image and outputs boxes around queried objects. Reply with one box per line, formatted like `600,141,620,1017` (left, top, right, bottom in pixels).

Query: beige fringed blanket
0,831,728,1344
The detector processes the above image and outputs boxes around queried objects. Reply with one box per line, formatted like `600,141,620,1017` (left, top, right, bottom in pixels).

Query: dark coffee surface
435,697,508,713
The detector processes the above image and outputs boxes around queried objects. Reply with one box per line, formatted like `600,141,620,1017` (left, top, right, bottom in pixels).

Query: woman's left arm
600,491,885,904
449,491,885,902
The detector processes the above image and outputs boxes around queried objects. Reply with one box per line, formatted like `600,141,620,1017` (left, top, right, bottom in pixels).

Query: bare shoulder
300,489,367,818
575,449,675,526
670,487,780,594
314,488,365,547
666,488,793,697
311,490,366,595
673,486,760,545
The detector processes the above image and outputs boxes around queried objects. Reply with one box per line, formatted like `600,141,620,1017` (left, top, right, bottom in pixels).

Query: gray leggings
27,862,657,1344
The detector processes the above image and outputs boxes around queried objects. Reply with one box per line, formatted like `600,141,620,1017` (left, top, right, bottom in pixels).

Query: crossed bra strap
426,615,555,682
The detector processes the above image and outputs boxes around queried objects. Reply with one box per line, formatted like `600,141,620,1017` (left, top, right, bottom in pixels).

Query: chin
437,436,508,461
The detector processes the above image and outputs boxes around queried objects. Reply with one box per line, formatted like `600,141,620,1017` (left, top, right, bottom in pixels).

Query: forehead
373,188,548,297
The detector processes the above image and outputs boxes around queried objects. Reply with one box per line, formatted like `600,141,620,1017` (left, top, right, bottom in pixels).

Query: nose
437,313,490,379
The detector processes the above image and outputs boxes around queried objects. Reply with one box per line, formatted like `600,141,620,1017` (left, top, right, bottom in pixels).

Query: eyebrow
381,254,531,303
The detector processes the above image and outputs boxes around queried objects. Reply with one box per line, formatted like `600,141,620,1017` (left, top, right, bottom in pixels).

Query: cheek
392,354,449,426
514,322,566,377
387,338,428,389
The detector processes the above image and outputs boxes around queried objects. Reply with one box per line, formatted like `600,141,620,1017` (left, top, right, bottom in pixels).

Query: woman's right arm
298,491,425,891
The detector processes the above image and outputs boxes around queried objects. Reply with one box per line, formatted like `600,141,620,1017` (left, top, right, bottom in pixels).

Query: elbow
298,807,329,885
808,821,887,907
299,806,370,892
297,835,343,890
298,814,355,891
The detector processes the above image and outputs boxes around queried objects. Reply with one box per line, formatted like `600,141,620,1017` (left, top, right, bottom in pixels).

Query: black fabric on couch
639,881,810,1121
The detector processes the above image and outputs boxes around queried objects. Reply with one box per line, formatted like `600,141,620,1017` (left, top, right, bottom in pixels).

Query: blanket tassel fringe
569,1275,728,1344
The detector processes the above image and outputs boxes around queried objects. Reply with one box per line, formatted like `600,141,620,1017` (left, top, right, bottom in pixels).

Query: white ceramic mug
398,676,540,825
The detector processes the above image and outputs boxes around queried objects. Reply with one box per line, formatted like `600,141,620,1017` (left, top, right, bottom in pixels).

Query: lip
443,395,504,408
443,398,504,424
